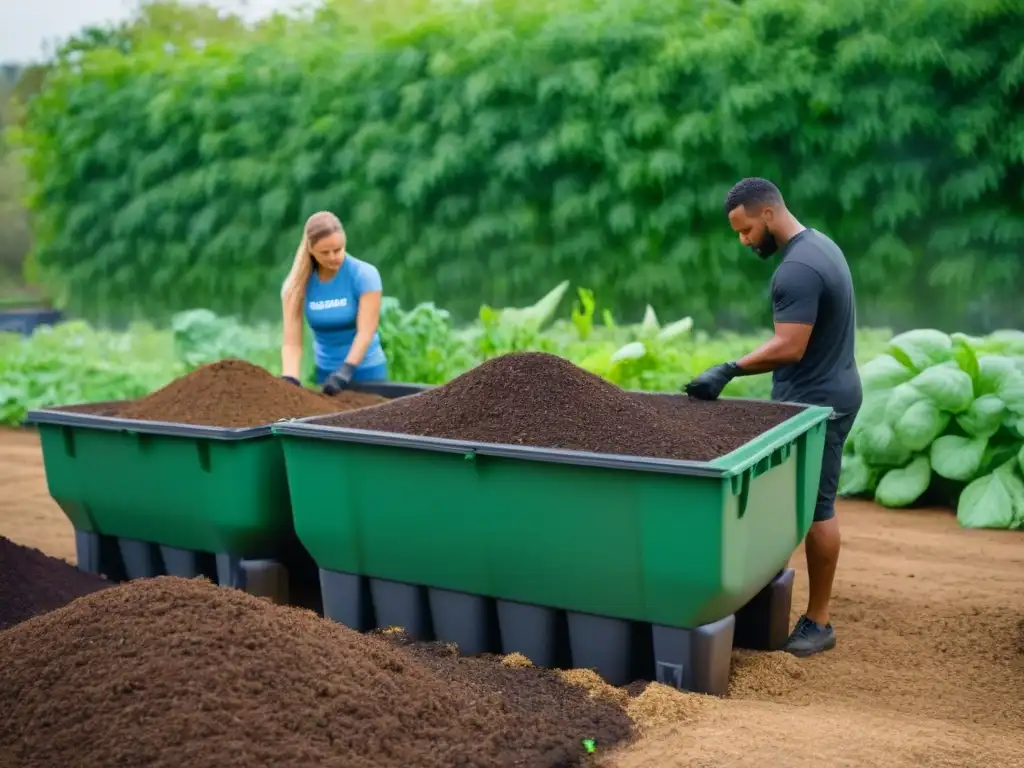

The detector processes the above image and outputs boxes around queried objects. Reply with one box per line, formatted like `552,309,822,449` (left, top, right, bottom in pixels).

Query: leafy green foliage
0,284,893,426
840,329,1024,529
16,0,1024,329
0,320,180,424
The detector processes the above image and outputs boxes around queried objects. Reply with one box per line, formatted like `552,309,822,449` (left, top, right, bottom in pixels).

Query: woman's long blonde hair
281,211,344,310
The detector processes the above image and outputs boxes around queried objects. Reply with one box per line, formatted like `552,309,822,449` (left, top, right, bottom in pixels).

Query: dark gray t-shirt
769,229,862,414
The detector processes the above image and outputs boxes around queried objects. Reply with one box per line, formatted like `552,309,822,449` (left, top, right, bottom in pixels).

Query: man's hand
322,363,356,395
684,362,743,401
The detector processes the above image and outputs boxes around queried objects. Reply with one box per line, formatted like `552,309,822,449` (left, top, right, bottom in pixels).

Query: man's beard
751,230,778,259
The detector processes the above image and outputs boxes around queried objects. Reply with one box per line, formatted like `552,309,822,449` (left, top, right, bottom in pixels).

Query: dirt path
0,428,75,563
2,427,1022,766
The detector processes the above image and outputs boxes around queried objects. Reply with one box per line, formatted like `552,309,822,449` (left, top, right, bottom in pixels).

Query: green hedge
17,0,1024,328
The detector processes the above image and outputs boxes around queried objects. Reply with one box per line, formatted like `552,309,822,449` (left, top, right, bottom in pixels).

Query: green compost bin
274,397,831,629
25,382,427,558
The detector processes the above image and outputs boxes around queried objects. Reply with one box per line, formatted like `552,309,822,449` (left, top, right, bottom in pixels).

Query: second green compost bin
274,398,831,629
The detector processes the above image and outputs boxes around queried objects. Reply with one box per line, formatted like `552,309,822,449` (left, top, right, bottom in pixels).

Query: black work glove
322,363,356,395
281,376,301,387
684,362,744,401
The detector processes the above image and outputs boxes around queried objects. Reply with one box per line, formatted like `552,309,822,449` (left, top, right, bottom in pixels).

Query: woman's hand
322,363,356,395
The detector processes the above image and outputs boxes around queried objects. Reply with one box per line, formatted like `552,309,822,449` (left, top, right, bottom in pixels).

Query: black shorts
815,411,857,523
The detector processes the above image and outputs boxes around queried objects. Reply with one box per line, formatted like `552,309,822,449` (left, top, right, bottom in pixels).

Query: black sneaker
784,614,836,657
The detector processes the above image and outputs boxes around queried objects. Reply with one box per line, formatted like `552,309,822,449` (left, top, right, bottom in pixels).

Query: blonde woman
280,211,388,393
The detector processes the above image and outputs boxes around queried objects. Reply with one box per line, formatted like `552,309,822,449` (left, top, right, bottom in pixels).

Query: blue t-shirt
304,253,387,373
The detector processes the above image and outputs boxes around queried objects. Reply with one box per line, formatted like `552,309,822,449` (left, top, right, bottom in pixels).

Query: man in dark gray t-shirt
685,177,862,658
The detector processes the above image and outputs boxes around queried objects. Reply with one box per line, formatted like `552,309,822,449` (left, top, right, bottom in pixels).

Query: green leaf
892,398,950,452
855,421,913,468
859,354,915,393
930,434,988,482
954,394,1006,438
571,287,595,341
838,453,879,497
640,305,660,335
981,330,1024,356
951,333,980,387
853,391,912,467
874,455,932,508
979,442,1022,477
656,316,693,342
908,363,974,413
496,281,570,331
611,341,646,363
977,355,1024,412
888,330,953,373
956,460,1024,530
883,383,926,424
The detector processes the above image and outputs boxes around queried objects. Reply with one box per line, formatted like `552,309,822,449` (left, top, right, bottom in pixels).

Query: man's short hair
724,178,784,215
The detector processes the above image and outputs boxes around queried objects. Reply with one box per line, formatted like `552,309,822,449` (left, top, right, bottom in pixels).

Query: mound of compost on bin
0,577,633,768
318,352,803,461
0,536,111,631
112,359,387,428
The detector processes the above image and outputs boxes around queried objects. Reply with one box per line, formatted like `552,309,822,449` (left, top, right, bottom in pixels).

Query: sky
0,0,299,64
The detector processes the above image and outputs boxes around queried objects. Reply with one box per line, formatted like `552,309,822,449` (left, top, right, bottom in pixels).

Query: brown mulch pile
0,536,112,630
0,577,634,767
316,352,803,461
70,359,387,428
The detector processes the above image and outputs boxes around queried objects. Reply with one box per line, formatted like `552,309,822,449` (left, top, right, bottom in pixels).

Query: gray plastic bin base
496,600,559,668
239,559,289,604
320,569,373,630
369,578,431,640
118,538,162,579
652,614,736,696
212,554,288,603
74,529,125,582
734,568,796,651
159,546,201,578
428,588,494,655
567,612,633,686
75,530,103,575
216,553,242,589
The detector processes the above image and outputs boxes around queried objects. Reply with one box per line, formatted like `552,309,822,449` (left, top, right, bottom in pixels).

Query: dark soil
0,536,111,630
381,631,634,752
0,577,632,768
73,359,388,428
317,352,804,461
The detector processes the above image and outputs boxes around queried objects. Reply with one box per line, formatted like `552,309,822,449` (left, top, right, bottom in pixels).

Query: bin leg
496,600,560,668
319,570,374,630
734,569,795,651
76,531,126,582
159,546,202,578
118,538,163,579
566,612,632,686
428,588,495,656
239,559,289,604
74,530,103,575
652,614,736,696
369,578,432,640
215,553,243,589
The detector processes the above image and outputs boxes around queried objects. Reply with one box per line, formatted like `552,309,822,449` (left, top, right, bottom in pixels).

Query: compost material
0,577,633,768
110,359,387,428
319,352,803,461
0,536,111,630
383,631,634,755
